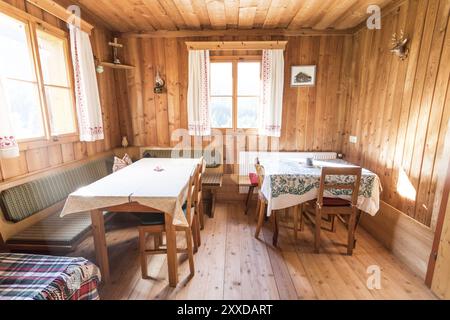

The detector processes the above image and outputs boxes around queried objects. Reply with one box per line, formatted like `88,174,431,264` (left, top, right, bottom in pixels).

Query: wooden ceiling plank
141,0,177,31
206,0,227,29
122,28,353,38
278,0,306,28
172,0,201,29
238,6,257,29
224,0,239,28
334,0,393,30
313,0,358,30
253,0,271,28
287,0,326,30
192,0,212,27
263,0,287,28
157,0,188,29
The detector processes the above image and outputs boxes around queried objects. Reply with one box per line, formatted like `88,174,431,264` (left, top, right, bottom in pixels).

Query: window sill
18,134,79,151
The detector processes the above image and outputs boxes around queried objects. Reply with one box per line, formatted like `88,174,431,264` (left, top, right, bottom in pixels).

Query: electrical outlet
349,136,358,144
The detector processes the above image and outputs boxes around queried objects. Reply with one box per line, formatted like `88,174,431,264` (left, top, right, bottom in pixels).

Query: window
210,58,261,130
0,11,76,141
37,30,76,136
0,12,45,140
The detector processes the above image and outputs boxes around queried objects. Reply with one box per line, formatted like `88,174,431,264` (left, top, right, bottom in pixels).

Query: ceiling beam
185,40,288,51
26,0,94,34
121,27,353,38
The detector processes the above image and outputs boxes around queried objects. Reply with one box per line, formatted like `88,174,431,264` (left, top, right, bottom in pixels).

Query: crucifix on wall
108,37,123,64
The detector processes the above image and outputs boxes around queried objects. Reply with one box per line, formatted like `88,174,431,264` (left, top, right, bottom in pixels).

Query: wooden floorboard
70,201,437,300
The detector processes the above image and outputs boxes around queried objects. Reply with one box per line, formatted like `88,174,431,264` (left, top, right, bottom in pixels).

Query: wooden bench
0,155,114,253
140,147,224,217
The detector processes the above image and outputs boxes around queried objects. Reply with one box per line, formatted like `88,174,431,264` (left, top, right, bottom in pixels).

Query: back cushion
0,157,110,223
142,149,221,168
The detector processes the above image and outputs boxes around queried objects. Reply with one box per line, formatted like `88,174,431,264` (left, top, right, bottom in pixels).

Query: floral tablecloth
260,159,381,216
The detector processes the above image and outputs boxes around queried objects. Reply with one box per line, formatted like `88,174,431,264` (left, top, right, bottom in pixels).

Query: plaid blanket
0,253,101,300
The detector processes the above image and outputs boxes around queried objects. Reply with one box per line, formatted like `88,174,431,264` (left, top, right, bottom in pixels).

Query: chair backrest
197,157,205,195
185,164,199,225
255,158,265,187
317,166,362,207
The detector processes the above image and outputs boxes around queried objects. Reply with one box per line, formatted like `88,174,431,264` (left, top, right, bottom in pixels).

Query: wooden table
61,158,200,287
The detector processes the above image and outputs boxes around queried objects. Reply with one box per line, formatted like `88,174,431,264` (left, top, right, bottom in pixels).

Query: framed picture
291,65,316,87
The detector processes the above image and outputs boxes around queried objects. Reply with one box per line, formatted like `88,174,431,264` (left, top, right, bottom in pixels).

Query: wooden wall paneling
401,0,441,219
153,38,170,147
165,37,181,146
140,38,158,146
373,3,409,192
47,144,63,167
126,37,145,146
61,143,75,163
0,152,28,179
343,0,450,229
26,147,50,172
414,0,450,225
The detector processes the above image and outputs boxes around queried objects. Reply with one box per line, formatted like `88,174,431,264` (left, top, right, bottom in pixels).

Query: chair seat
134,203,193,226
248,173,259,186
323,197,351,207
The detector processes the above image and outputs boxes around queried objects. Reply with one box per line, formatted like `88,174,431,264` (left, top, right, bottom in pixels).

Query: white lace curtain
259,49,285,137
69,26,104,142
0,76,19,159
187,50,211,136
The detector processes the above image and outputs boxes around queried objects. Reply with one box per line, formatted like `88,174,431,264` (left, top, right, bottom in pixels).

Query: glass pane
0,12,36,81
210,62,232,96
238,62,260,96
45,86,76,135
210,97,232,128
37,30,69,87
5,79,45,139
238,97,259,129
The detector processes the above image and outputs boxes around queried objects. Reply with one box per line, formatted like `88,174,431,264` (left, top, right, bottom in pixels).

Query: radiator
238,151,337,193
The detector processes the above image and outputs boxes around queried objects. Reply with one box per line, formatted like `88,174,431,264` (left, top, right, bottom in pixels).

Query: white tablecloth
61,158,200,227
260,159,381,216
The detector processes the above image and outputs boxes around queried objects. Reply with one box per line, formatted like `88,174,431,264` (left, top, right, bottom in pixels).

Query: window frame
210,55,261,133
0,6,78,148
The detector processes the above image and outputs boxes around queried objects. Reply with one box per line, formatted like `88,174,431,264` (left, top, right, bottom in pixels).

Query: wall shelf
100,62,135,70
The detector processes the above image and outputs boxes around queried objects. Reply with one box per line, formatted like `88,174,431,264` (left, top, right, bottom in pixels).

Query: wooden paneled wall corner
343,0,450,228
0,0,122,183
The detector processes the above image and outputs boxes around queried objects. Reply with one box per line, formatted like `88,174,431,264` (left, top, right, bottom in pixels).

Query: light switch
349,136,358,144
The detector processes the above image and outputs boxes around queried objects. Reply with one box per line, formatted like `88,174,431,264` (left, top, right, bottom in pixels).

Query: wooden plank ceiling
62,0,395,33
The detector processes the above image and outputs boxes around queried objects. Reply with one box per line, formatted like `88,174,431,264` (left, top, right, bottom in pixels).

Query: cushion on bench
5,211,106,247
0,158,110,223
142,149,222,168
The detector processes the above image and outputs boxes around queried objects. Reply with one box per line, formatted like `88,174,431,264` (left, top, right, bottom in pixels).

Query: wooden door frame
425,156,450,287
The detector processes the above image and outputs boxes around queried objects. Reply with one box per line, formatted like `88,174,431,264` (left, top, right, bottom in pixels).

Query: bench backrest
0,157,112,223
141,148,222,170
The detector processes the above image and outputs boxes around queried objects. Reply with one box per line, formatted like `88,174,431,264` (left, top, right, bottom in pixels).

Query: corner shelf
100,62,135,70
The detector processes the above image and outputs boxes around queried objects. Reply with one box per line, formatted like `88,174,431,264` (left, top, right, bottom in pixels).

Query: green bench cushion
6,211,109,247
142,149,222,168
0,158,111,223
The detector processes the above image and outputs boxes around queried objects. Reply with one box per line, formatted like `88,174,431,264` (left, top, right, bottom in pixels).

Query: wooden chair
308,166,362,255
254,159,304,246
196,157,206,230
245,172,259,215
136,165,200,279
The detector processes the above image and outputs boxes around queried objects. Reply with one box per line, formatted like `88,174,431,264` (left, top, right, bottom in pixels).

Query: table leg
90,210,110,283
165,213,178,287
210,189,217,218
